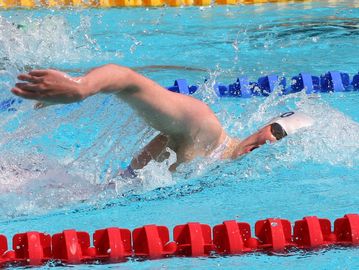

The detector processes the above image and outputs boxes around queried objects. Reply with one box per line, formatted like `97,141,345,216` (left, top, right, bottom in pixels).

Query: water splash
0,11,358,218
0,67,358,219
0,15,96,74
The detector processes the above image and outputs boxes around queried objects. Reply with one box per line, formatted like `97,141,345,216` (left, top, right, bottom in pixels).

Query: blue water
0,1,358,269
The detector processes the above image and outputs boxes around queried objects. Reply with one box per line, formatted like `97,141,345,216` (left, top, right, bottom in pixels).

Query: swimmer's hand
11,69,85,107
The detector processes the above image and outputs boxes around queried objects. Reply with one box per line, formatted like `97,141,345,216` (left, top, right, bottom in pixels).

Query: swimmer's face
237,125,277,155
253,125,277,145
252,123,288,147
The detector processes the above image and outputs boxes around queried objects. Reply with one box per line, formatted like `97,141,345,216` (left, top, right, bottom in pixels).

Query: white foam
0,21,357,218
0,15,95,72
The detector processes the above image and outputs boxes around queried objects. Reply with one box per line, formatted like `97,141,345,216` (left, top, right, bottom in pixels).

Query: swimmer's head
236,111,314,154
267,111,314,137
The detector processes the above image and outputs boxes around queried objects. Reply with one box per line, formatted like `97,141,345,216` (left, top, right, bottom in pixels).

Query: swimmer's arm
86,65,225,140
84,65,224,140
130,133,170,170
12,65,138,103
13,64,223,140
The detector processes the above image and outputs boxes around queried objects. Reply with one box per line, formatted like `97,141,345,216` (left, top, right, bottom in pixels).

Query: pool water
0,1,358,269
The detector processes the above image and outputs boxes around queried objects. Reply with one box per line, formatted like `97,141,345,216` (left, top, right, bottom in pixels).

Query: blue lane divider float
257,75,286,96
353,73,359,89
167,71,359,97
320,71,350,92
214,78,251,98
167,79,198,95
1,71,358,111
0,98,22,112
291,73,320,94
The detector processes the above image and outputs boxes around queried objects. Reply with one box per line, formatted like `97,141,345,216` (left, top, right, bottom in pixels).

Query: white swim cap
268,111,314,136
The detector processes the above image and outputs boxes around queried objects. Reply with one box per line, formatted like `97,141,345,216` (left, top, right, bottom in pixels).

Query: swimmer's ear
34,101,54,109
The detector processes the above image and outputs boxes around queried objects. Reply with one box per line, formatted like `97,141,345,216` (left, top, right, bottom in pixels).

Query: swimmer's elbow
104,63,133,74
105,64,141,93
104,64,135,87
81,64,137,97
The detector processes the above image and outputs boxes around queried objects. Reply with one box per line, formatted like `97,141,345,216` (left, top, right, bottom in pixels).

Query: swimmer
11,64,314,173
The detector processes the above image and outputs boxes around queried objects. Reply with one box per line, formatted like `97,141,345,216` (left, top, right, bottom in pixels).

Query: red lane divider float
255,218,295,251
133,225,176,258
94,227,132,262
0,214,357,266
213,220,257,253
293,216,335,248
174,222,213,256
13,231,52,265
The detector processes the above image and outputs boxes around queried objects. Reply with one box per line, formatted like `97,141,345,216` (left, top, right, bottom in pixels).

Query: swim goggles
270,123,288,140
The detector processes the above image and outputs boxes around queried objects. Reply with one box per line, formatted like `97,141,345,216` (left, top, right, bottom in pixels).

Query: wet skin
12,64,276,170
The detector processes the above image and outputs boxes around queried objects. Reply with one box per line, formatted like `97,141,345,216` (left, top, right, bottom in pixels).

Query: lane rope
2,70,358,113
167,71,359,97
0,0,318,8
0,214,357,266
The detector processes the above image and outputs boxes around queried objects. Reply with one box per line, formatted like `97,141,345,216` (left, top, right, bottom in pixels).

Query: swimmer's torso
129,130,229,171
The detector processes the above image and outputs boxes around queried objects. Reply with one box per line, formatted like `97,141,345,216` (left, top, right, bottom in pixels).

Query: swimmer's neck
219,138,248,159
